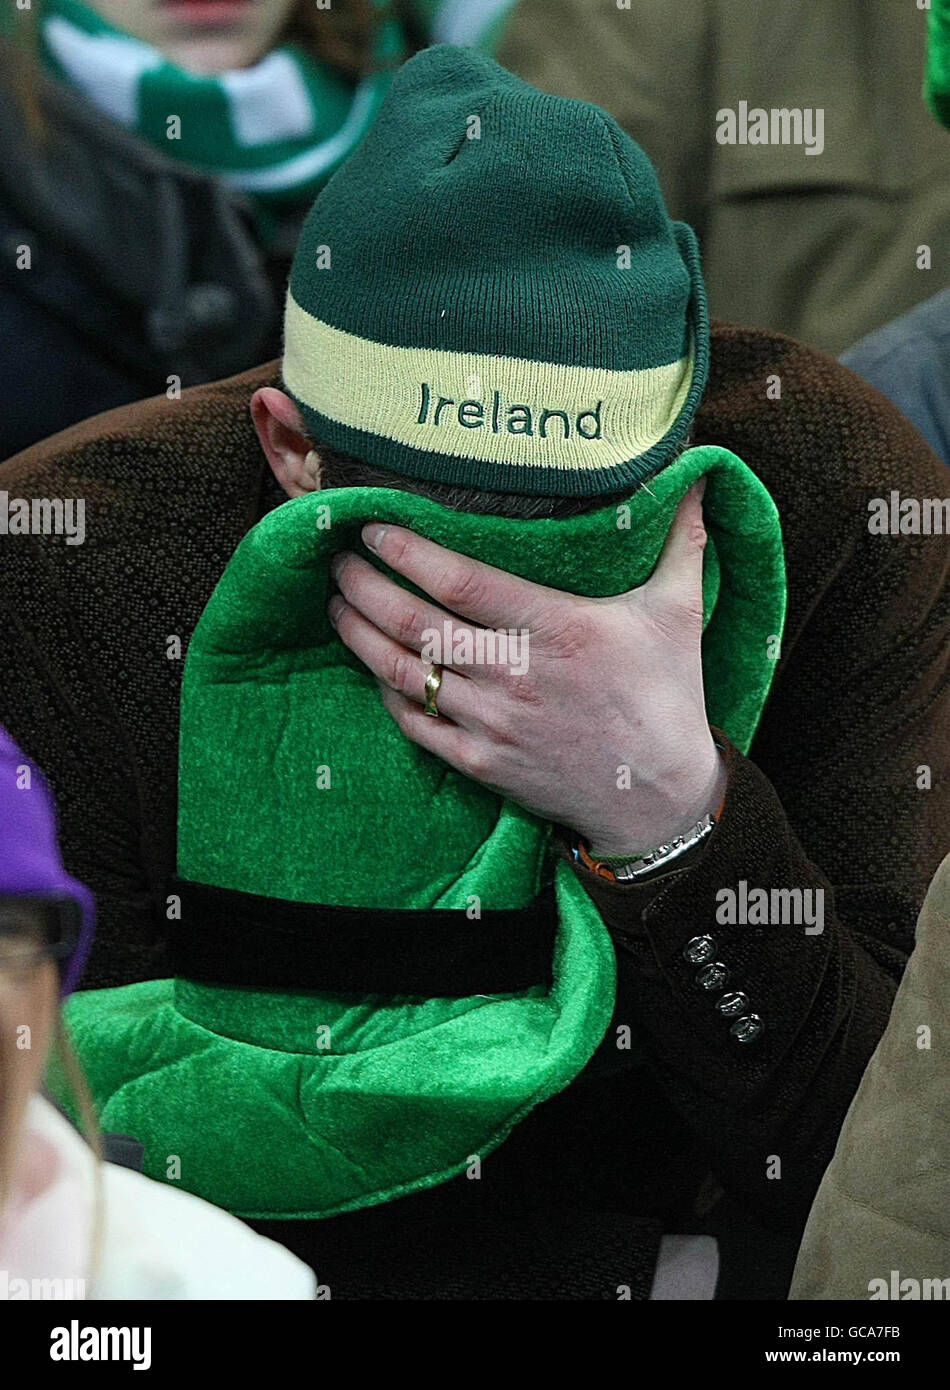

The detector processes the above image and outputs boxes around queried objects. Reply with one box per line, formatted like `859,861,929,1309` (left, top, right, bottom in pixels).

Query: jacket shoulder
701,321,948,503
0,361,280,501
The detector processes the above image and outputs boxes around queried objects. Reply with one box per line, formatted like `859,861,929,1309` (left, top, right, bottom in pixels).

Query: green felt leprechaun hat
926,0,950,128
57,49,786,1222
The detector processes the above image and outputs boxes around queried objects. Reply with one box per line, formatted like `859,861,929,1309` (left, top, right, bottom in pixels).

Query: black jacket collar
0,64,285,385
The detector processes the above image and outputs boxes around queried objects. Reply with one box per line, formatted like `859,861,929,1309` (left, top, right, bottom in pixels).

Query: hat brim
61,862,615,1220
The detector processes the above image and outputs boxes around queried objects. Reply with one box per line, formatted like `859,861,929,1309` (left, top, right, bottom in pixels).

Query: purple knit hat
0,725,94,994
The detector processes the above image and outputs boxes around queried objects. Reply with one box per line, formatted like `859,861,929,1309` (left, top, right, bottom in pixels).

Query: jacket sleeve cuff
558,732,838,1089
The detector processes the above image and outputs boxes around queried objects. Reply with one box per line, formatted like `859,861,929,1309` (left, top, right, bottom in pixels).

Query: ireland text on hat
283,297,695,477
416,383,604,441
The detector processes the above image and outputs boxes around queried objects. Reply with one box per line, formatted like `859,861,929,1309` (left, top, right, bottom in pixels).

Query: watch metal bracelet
574,811,718,883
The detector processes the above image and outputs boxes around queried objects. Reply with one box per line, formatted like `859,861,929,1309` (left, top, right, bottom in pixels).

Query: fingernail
330,552,349,580
327,595,345,625
363,523,387,553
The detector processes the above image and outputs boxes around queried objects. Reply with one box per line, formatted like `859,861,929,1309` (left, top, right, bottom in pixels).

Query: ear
251,388,323,497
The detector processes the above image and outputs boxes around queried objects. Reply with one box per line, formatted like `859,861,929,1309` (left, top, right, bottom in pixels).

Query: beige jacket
499,0,950,355
790,853,950,1300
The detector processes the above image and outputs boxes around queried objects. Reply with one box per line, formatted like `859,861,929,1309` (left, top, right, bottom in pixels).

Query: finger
360,523,557,631
328,592,483,726
643,479,707,608
376,684,490,782
331,551,500,681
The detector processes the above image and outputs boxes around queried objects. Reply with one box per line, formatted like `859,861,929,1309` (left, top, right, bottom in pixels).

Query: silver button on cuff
683,935,717,965
696,961,729,992
716,990,750,1018
730,1014,764,1043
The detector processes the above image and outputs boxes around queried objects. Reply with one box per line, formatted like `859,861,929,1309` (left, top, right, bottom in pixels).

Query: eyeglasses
0,895,82,976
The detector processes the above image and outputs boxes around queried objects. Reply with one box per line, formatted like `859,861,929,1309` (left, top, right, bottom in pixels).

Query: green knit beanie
283,44,709,498
926,0,950,128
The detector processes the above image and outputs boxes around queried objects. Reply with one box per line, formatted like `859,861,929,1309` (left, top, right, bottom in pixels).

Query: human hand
327,481,725,858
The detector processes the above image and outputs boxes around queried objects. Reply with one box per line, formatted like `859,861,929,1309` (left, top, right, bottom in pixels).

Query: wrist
585,742,728,861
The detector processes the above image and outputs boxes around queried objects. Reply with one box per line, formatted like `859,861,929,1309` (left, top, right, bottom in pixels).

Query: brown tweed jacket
1,324,948,1295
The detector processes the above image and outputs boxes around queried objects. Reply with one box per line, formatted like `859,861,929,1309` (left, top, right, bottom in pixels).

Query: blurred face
84,0,299,74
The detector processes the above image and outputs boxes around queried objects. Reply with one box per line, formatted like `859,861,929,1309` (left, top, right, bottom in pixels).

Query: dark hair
314,442,636,520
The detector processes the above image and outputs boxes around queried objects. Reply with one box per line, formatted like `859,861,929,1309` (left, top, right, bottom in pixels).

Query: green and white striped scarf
39,0,405,207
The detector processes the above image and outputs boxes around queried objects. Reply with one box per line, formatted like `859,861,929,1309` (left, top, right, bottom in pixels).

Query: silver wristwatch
572,810,718,884
607,812,717,882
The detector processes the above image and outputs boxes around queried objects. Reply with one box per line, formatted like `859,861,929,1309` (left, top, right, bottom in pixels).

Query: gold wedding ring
423,664,444,717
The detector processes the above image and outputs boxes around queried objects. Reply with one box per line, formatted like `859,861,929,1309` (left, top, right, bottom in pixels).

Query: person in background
0,0,423,461
497,0,950,358
790,850,950,1301
841,0,950,467
0,724,315,1300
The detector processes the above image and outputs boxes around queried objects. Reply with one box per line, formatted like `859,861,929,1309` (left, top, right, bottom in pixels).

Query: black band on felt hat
168,876,558,997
